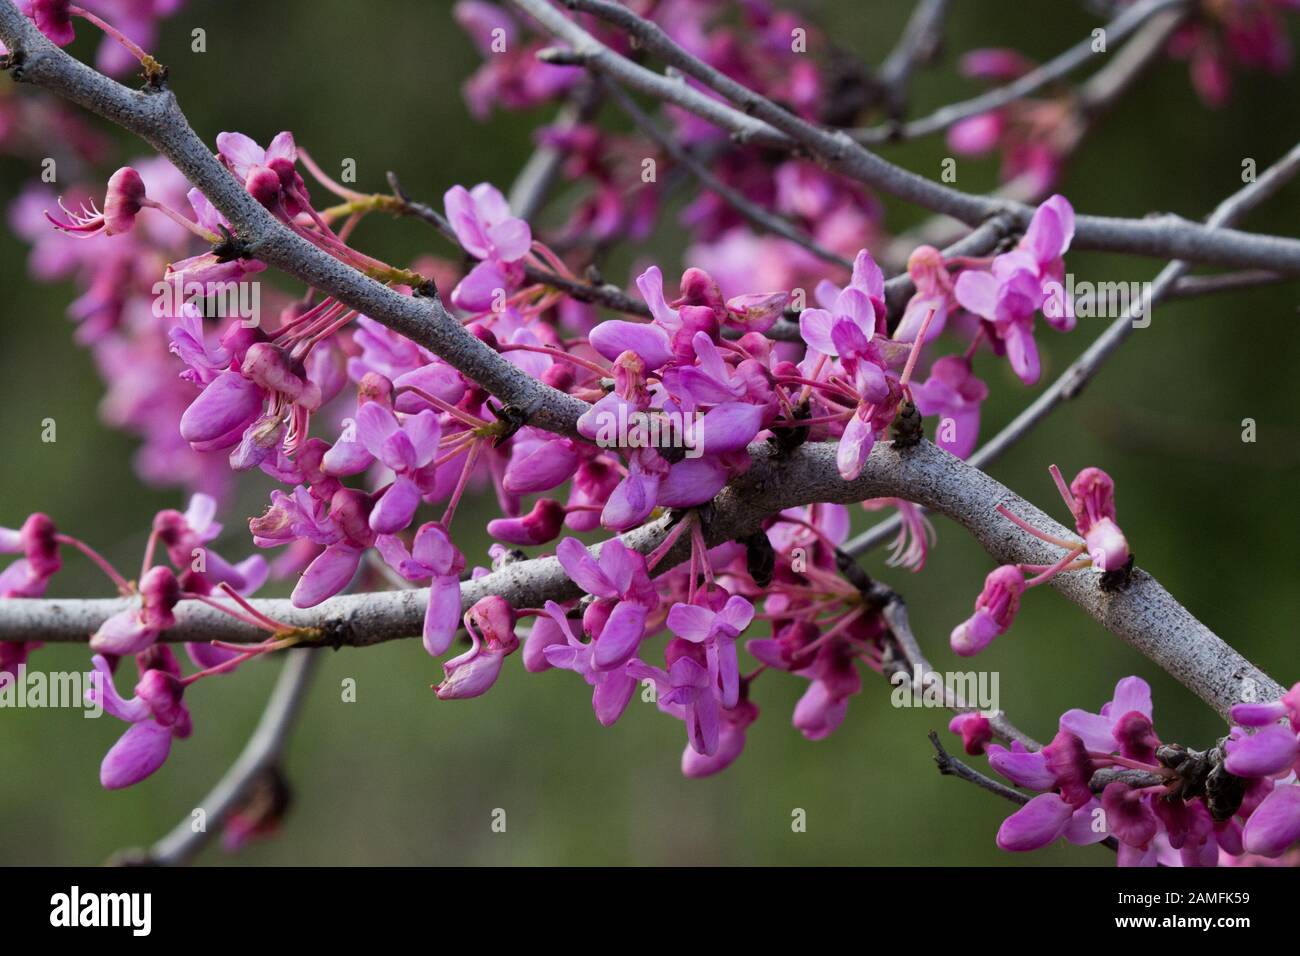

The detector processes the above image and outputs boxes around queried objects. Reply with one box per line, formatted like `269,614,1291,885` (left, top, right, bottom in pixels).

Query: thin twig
873,0,951,120
883,4,1190,259
929,731,1030,805
852,0,1186,144
139,649,320,866
0,3,590,438
521,0,1300,273
600,76,852,269
835,549,1039,748
844,140,1300,556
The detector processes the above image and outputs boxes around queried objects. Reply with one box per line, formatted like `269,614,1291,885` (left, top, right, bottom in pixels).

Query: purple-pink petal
291,542,362,608
1224,725,1299,777
592,601,648,670
996,792,1073,851
100,720,173,790
1242,784,1300,857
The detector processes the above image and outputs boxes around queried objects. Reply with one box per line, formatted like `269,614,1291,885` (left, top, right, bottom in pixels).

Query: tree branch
844,139,1300,556
872,0,951,120
852,0,1186,144
598,75,853,269
838,555,1040,749
2,440,1280,721
520,0,1300,273
0,1,590,438
121,649,320,866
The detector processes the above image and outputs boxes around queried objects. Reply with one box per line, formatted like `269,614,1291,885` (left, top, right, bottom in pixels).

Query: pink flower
29,0,75,46
1242,784,1300,857
949,712,993,755
353,403,441,534
954,195,1076,385
894,245,956,343
436,596,518,700
374,522,465,656
89,565,181,655
681,699,759,777
288,489,376,608
216,130,311,216
486,498,566,546
556,537,655,669
666,592,754,709
797,249,886,357
627,640,721,756
1062,466,1130,572
1059,676,1155,757
0,513,61,597
950,564,1025,656
45,166,147,238
792,642,862,741
444,183,531,310
996,792,1076,851
1227,682,1300,778
911,356,988,460
540,600,638,726
87,650,192,790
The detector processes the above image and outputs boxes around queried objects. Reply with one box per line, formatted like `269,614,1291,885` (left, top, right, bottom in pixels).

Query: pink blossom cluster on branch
1,0,1298,866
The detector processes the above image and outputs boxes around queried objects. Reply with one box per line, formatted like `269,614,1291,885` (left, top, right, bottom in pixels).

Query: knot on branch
1156,739,1247,821
890,401,924,448
485,401,533,446
769,400,811,457
139,55,169,90
212,224,251,263
410,275,441,299
1,47,25,80
1099,553,1135,592
741,530,775,587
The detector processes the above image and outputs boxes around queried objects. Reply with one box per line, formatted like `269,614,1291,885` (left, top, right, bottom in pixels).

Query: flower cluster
4,0,1297,869
953,676,1300,866
950,462,1131,656
1,496,320,793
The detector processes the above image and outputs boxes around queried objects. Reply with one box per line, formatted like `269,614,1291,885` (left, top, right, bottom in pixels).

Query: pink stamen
1048,463,1078,514
1021,545,1087,587
440,437,484,528
296,147,367,202
771,412,851,429
217,582,294,631
497,342,609,378
792,606,867,661
395,386,490,428
139,528,159,583
139,199,221,243
647,513,696,570
69,5,152,65
55,533,133,595
995,504,1081,550
898,308,937,389
799,353,830,405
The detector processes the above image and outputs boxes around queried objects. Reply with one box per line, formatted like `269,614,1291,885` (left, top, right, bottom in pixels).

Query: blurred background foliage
0,0,1297,865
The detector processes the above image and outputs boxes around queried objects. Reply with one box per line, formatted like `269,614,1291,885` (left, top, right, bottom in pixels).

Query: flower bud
949,712,993,755
136,668,186,728
486,498,565,546
951,565,1024,656
103,167,146,235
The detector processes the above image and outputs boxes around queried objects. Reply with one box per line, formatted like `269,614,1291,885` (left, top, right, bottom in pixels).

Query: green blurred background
1,0,1297,865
